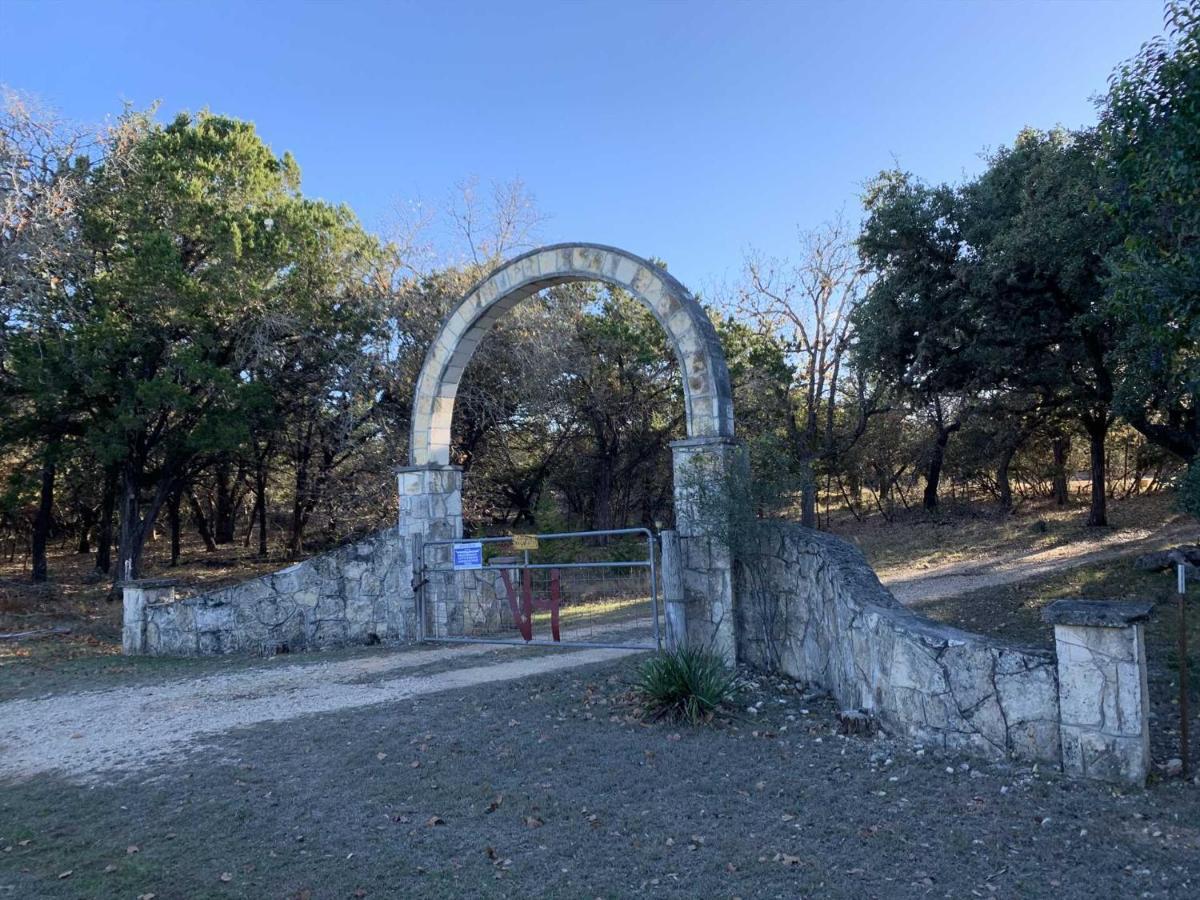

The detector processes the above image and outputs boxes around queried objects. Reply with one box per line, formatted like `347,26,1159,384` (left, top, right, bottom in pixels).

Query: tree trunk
996,444,1017,513
31,459,56,583
214,462,236,544
76,502,97,555
115,460,173,585
167,487,182,567
923,436,948,511
186,489,218,552
1052,435,1070,507
1084,418,1109,527
95,470,117,574
799,458,817,529
846,470,862,514
255,462,268,558
289,458,309,558
592,461,614,533
116,462,144,582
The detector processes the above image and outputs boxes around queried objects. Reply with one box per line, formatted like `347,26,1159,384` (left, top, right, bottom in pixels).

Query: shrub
635,648,734,724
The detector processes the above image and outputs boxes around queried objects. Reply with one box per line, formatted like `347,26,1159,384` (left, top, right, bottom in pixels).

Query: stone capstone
1042,599,1154,628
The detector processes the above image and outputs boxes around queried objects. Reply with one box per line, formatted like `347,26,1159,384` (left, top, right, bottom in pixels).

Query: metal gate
416,528,661,650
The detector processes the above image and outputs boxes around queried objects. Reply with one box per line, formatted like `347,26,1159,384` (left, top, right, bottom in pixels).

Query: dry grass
832,491,1193,573
530,595,648,625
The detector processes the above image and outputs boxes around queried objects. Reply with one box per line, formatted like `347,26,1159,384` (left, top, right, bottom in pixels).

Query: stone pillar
670,436,742,665
122,578,177,655
1043,599,1153,785
660,530,685,650
396,464,463,640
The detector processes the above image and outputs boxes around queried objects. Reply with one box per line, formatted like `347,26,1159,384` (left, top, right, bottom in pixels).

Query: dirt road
881,520,1196,607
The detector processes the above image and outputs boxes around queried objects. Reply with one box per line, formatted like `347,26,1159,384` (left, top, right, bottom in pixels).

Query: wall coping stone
1042,599,1154,628
395,463,464,474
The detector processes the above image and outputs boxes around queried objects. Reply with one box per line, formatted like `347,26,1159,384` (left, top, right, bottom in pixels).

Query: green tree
852,171,975,512
855,129,1121,524
963,128,1121,525
1102,0,1200,514
1,90,103,581
69,111,387,579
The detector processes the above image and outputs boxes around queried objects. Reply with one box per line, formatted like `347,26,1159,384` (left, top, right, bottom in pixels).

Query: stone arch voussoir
409,243,735,466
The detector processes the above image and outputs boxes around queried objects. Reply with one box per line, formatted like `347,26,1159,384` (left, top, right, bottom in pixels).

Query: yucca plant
635,647,735,724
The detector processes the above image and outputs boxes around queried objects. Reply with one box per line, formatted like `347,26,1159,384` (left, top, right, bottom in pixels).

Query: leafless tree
448,176,548,267
737,214,877,527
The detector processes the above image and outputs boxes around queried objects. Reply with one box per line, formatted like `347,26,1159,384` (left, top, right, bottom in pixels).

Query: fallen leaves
524,816,544,829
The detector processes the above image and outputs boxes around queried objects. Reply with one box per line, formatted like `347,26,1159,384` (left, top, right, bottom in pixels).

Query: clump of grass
635,648,734,724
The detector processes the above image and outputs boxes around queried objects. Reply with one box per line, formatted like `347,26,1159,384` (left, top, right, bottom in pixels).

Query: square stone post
670,436,742,666
122,578,178,655
659,529,685,650
1043,599,1153,785
396,464,463,640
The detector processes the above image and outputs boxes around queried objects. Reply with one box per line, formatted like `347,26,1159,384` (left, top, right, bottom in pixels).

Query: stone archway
408,243,734,466
398,243,740,660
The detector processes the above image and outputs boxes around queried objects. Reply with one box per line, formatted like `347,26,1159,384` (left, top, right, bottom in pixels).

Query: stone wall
737,522,1063,764
137,528,408,655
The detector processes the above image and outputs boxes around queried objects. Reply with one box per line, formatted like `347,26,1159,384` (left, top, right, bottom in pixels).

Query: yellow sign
510,534,539,551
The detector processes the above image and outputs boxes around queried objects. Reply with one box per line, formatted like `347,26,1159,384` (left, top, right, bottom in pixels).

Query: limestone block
613,256,638,285
1114,661,1146,736
533,250,559,277
993,659,1059,725
193,603,234,634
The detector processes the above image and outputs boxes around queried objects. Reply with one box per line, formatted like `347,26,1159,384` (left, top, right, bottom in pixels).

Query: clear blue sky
1,0,1166,293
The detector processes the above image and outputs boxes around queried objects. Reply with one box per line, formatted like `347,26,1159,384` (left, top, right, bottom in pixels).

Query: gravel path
882,520,1196,606
0,643,642,783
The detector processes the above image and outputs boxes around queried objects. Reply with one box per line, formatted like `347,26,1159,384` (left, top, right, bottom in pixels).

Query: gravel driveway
0,642,641,783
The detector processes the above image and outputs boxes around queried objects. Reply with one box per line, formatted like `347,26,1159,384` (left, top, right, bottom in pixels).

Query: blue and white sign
452,541,484,571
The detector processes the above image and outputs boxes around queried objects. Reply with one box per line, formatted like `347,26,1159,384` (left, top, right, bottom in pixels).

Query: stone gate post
396,464,463,639
122,578,178,655
1043,599,1153,785
670,436,742,665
